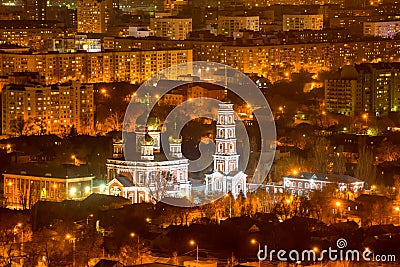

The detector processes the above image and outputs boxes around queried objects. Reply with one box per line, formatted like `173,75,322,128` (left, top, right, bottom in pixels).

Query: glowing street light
14,223,24,255
190,240,199,264
362,113,368,127
336,201,342,221
131,233,141,264
65,234,76,267
71,155,77,165
251,239,261,267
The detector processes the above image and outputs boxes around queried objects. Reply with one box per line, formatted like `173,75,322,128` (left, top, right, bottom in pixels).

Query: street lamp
71,155,77,165
65,234,76,267
86,214,94,225
131,233,141,264
14,223,24,256
251,239,261,267
362,113,368,127
336,201,342,222
190,240,199,265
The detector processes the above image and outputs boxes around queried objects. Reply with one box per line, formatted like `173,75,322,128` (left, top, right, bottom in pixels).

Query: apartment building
0,49,193,84
150,17,192,40
2,81,94,136
325,63,400,117
77,0,119,33
283,14,324,31
217,16,259,37
364,21,400,39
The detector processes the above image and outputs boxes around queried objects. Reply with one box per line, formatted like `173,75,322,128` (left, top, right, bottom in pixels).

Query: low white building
282,172,365,198
364,21,400,38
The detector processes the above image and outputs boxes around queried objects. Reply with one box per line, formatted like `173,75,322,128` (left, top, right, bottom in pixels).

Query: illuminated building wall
325,63,400,117
217,16,259,37
150,17,192,40
0,21,65,51
364,21,400,39
3,173,94,209
77,0,118,33
2,81,94,136
0,49,193,84
22,0,47,20
283,14,324,31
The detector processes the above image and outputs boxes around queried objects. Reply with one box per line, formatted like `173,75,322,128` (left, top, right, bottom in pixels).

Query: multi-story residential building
282,172,365,198
325,63,400,117
150,17,192,40
217,16,259,37
2,81,94,136
163,0,190,12
325,66,360,116
0,49,193,85
3,171,94,209
22,0,47,20
363,21,400,39
77,0,119,33
47,35,102,53
283,14,323,31
0,20,65,51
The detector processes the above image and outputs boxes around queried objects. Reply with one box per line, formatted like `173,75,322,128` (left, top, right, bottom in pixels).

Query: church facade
204,104,247,199
105,103,248,204
106,124,191,204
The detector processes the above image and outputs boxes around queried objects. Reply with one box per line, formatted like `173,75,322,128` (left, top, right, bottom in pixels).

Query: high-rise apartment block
150,17,192,40
77,0,119,33
217,16,259,37
283,14,323,31
325,63,400,117
23,0,47,20
2,81,94,136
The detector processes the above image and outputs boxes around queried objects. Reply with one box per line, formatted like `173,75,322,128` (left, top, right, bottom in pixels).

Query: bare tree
354,137,376,185
332,145,346,175
312,137,331,173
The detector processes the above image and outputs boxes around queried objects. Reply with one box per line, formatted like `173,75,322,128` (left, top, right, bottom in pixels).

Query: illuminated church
106,119,191,204
105,103,247,204
204,104,247,198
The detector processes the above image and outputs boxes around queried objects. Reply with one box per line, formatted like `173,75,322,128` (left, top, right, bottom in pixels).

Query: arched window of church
229,143,233,152
228,116,233,124
219,143,223,152
219,116,224,124
220,129,224,137
229,129,233,137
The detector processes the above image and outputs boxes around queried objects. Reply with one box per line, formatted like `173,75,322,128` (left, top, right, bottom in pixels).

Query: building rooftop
285,172,363,184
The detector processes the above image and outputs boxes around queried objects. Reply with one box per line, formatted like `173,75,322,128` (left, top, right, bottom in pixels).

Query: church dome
147,117,161,131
